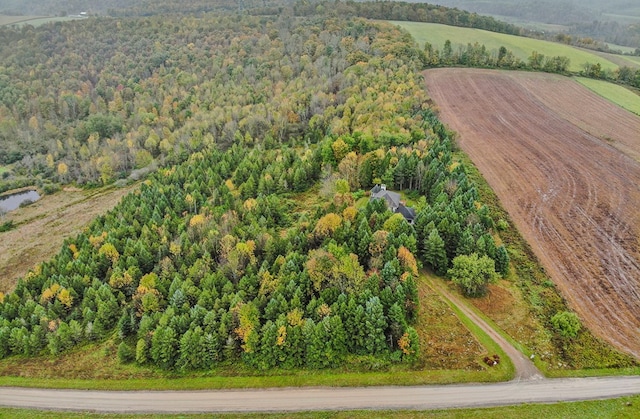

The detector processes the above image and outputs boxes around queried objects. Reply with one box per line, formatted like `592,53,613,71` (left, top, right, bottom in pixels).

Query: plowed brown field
423,68,640,358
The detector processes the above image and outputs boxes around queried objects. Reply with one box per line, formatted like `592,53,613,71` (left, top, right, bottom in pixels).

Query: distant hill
0,0,284,16
407,0,640,49
420,0,640,25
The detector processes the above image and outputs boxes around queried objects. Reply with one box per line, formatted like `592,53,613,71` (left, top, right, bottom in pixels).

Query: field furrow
423,68,640,357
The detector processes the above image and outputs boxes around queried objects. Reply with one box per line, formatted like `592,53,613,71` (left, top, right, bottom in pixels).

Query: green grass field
606,43,638,54
393,21,620,73
575,77,640,115
0,14,83,27
0,394,639,418
0,15,43,25
619,55,640,66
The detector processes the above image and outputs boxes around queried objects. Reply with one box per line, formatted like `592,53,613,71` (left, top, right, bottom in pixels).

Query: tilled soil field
423,68,640,358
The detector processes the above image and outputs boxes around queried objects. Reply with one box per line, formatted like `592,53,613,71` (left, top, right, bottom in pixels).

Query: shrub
117,341,135,363
551,311,582,339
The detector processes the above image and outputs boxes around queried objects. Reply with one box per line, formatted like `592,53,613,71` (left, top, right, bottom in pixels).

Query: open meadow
0,185,137,293
0,14,83,27
394,21,620,73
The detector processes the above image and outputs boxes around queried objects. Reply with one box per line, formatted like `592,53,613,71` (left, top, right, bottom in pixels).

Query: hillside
395,21,620,72
421,0,640,48
0,10,517,374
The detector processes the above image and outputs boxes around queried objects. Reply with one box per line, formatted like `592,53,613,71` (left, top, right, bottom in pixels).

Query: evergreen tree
424,229,448,276
364,296,387,355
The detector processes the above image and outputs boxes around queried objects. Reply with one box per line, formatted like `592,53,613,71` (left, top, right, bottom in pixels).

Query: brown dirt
0,185,137,293
423,68,640,359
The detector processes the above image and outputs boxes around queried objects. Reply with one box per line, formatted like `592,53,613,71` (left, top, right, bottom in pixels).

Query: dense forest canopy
0,8,517,371
0,0,524,190
0,0,281,16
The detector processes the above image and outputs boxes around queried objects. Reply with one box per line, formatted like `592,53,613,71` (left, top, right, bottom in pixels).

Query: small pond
0,190,41,212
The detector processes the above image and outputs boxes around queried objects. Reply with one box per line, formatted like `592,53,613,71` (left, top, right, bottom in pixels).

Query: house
370,184,415,224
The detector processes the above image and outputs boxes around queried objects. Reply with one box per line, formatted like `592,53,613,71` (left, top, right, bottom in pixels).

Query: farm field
0,15,44,25
394,21,620,73
0,14,82,27
576,47,640,69
575,77,640,116
423,68,640,358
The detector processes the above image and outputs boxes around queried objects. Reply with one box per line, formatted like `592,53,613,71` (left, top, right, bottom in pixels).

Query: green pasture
0,14,82,27
575,77,640,116
620,55,640,66
606,43,638,54
393,21,620,73
0,15,43,25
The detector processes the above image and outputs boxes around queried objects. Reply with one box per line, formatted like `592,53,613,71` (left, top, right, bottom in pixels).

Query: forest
0,6,513,370
2,0,637,374
3,1,639,192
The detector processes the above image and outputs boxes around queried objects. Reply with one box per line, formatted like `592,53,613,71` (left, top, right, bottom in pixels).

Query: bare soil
423,68,640,358
0,185,137,293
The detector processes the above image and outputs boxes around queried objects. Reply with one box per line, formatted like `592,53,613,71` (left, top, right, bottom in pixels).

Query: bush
0,221,14,232
117,341,135,363
43,183,61,194
551,311,582,339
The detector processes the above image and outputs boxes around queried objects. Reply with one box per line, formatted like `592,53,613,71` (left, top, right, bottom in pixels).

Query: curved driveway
1,377,640,413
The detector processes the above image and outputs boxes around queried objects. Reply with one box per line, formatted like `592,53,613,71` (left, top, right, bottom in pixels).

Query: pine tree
364,296,388,355
424,229,448,276
495,245,510,277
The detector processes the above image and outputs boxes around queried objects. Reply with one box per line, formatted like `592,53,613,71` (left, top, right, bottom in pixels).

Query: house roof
370,184,416,223
395,204,416,220
371,189,401,208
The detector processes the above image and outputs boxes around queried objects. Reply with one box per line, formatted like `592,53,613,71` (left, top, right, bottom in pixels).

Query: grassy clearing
0,184,138,293
1,395,639,418
0,15,45,25
393,21,620,73
0,15,82,27
419,273,515,379
606,43,638,54
575,77,640,115
414,275,493,371
15,16,82,27
619,55,640,66
0,273,509,390
0,166,8,174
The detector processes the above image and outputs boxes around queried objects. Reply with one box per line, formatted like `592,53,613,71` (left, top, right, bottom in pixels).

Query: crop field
423,68,640,358
575,77,640,116
394,21,620,73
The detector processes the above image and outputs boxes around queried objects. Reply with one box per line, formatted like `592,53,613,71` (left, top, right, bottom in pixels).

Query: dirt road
423,68,640,358
1,376,639,413
425,276,543,381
